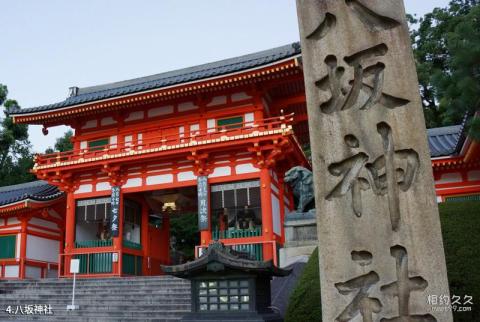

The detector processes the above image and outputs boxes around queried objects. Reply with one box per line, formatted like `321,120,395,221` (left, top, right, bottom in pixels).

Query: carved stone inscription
296,0,452,321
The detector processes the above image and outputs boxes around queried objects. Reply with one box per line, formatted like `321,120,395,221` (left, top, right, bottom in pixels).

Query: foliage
438,200,480,322
0,84,35,186
45,130,74,153
169,212,200,260
284,201,479,321
409,0,480,131
284,248,321,322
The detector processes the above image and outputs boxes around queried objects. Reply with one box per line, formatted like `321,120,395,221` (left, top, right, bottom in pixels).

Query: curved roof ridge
9,42,301,116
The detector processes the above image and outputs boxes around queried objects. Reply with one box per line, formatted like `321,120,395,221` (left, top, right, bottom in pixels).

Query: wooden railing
212,227,262,240
75,239,113,248
34,114,294,168
58,250,121,278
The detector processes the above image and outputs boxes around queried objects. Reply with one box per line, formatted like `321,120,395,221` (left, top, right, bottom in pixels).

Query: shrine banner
110,186,120,237
197,176,209,231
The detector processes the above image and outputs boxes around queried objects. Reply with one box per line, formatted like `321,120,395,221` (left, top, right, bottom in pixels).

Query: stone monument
296,1,453,321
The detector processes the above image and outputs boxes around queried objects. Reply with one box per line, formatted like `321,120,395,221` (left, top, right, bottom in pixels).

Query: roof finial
68,86,79,97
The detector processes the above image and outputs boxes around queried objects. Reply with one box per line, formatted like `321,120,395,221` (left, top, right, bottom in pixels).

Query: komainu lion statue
284,166,315,213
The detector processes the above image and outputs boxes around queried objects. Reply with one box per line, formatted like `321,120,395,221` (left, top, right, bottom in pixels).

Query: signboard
70,259,80,274
110,186,120,237
197,176,209,231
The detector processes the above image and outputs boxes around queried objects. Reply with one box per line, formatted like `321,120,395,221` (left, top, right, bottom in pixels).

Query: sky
1,0,451,153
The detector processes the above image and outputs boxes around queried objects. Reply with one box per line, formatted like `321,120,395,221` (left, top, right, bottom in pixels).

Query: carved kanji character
345,0,401,32
335,250,382,322
326,134,371,217
380,245,436,322
327,123,419,229
316,44,409,114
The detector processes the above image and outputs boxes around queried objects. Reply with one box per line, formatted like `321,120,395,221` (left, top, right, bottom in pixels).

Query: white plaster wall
123,178,142,188
232,92,252,101
148,105,173,117
146,174,174,185
235,163,259,174
16,233,21,258
110,135,118,148
101,117,117,126
178,171,196,181
468,170,480,181
48,209,62,219
207,119,216,133
4,265,19,278
81,120,98,129
96,182,111,191
271,194,281,235
80,141,88,149
25,266,42,279
7,218,20,225
436,172,462,184
190,124,200,136
178,101,198,112
125,111,145,122
29,218,57,230
75,184,93,194
26,235,59,263
207,95,227,106
209,166,231,178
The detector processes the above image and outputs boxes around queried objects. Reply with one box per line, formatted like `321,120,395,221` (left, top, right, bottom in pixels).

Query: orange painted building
2,43,479,279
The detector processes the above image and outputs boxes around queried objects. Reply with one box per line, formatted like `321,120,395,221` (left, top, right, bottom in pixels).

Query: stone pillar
296,1,452,321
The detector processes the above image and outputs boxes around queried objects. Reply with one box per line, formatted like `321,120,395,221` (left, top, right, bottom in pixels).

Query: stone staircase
0,276,191,321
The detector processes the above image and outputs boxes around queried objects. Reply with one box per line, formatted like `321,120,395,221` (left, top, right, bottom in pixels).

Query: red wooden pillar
260,167,274,262
141,198,150,275
19,217,28,279
65,192,76,251
113,189,124,276
278,176,286,245
63,191,76,276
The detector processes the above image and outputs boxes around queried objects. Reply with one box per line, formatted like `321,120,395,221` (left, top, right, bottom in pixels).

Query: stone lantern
162,241,291,322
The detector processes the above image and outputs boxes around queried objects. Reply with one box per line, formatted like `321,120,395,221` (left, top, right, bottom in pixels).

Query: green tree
432,4,480,139
0,84,35,185
409,0,480,131
45,130,74,153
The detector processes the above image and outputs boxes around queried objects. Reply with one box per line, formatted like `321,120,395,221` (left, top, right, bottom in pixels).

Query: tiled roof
427,125,463,157
0,180,63,207
8,42,301,116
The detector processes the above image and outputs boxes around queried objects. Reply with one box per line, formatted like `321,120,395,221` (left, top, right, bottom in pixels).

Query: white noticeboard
70,259,80,274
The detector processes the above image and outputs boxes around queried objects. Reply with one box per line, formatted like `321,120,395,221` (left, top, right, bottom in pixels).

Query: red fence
35,114,294,168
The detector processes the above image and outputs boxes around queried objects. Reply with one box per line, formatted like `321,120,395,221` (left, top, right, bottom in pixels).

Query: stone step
0,285,190,293
0,281,189,288
0,294,191,301
0,276,192,321
0,289,190,295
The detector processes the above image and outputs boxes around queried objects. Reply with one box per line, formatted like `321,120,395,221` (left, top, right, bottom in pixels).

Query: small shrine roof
8,43,301,116
0,180,63,207
427,125,463,157
162,241,291,278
